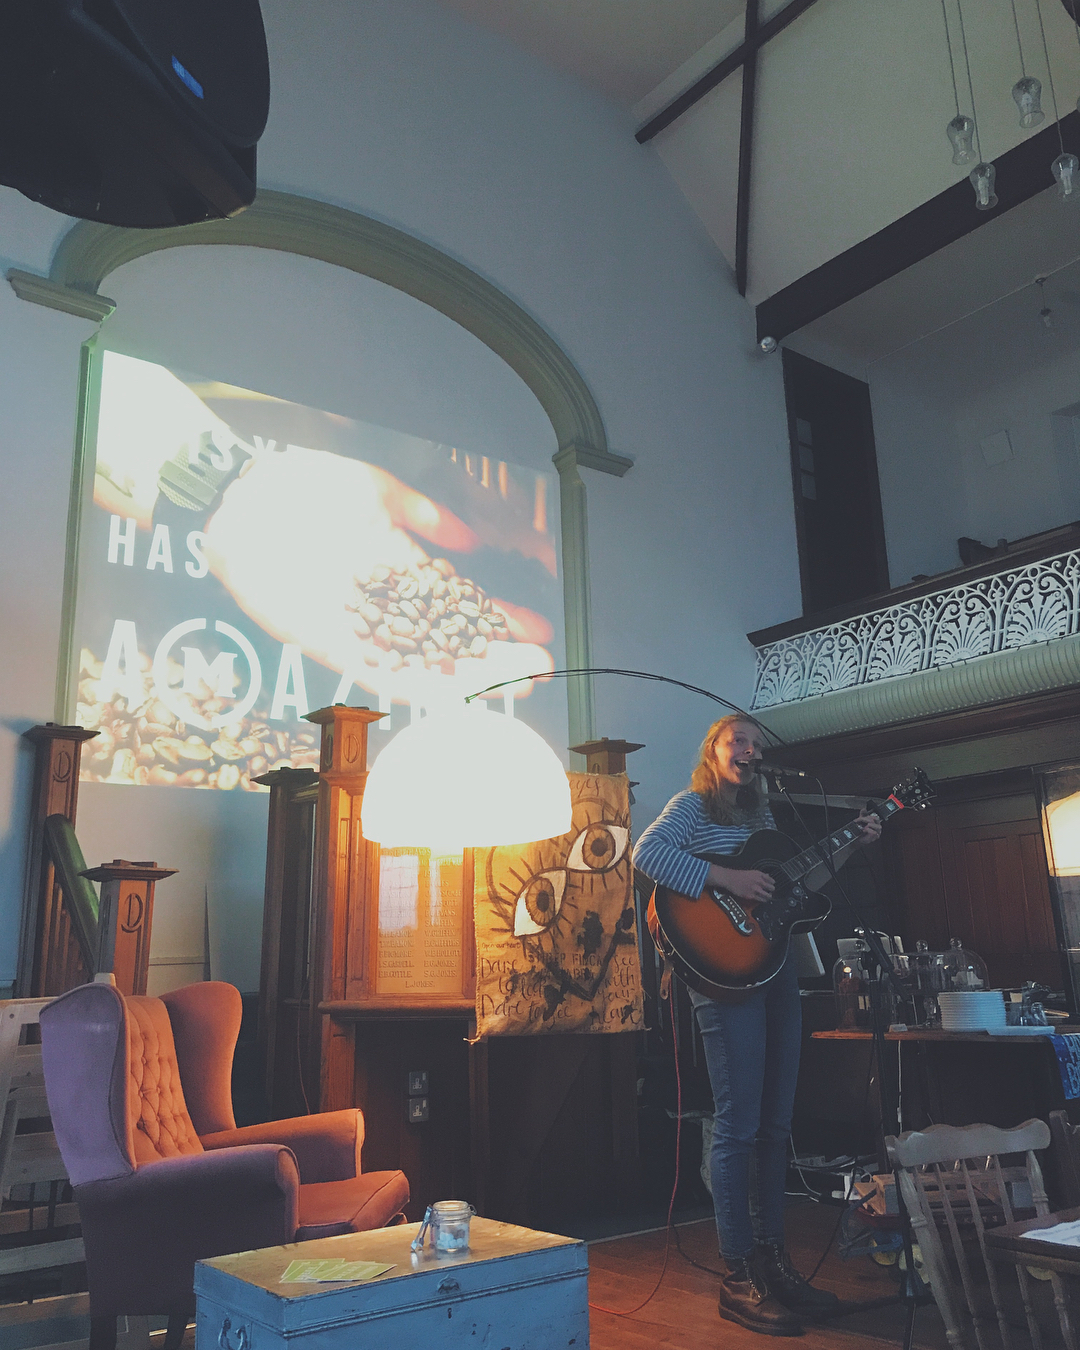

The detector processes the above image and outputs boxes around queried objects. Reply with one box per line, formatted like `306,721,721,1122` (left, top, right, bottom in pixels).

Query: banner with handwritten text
473,773,644,1037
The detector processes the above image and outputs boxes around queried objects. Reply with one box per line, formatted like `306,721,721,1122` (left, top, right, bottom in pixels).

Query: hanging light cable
942,0,976,162
956,0,998,208
1036,274,1054,328
1033,0,1080,200
1010,0,1045,125
1071,0,1080,112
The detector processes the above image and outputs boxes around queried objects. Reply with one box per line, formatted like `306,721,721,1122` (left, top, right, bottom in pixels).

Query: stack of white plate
938,990,1006,1031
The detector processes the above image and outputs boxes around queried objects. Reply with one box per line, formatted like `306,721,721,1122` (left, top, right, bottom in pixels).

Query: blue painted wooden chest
195,1217,589,1349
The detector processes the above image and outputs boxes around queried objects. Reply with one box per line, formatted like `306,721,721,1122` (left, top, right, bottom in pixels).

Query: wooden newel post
17,723,99,997
305,705,387,1111
256,767,320,1117
80,860,176,996
569,737,645,777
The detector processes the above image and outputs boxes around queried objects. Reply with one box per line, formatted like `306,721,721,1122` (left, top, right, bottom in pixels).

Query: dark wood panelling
352,1016,474,1220
883,792,1061,988
486,1034,641,1230
886,807,950,952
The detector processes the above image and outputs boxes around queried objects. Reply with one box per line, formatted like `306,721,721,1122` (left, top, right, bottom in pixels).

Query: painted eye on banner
565,823,630,874
513,870,567,936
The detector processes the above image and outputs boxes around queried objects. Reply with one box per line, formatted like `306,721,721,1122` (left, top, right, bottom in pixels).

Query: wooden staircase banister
42,814,99,977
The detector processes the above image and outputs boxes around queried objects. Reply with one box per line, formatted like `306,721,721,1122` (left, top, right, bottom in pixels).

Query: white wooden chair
887,1119,1076,1350
0,997,147,1350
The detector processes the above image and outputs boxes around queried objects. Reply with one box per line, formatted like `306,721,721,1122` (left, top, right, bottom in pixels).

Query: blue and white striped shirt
633,789,775,899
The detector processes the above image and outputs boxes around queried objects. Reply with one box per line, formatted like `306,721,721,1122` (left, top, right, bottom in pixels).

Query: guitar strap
659,959,674,1001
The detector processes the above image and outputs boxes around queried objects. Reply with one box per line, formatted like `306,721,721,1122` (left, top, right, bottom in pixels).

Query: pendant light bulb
1053,152,1080,203
969,161,998,211
1012,75,1045,128
946,114,977,165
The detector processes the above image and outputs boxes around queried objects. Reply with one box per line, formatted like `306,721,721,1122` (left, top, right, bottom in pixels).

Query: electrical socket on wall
408,1070,428,1096
408,1096,430,1123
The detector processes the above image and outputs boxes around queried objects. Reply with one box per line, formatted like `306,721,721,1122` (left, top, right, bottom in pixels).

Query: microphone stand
768,773,930,1350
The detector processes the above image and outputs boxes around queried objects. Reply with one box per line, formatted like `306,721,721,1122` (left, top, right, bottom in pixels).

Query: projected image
73,351,561,790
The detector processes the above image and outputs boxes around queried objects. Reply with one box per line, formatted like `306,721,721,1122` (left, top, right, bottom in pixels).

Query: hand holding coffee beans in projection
201,444,555,697
75,352,561,790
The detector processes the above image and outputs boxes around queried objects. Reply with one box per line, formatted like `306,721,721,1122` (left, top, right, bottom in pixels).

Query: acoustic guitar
646,769,935,996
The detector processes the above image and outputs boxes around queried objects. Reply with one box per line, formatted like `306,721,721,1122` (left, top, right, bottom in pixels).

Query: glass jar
833,941,873,1030
888,951,920,1027
909,941,947,1027
431,1200,474,1252
940,937,988,992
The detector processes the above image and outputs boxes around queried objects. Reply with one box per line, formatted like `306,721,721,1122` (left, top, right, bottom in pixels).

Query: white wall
0,0,799,990
0,192,101,993
868,265,1080,585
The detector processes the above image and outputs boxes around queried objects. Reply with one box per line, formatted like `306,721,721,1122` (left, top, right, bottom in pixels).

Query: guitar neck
782,793,906,881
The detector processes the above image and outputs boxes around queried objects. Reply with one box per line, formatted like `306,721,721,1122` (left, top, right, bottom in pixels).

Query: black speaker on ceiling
0,0,270,228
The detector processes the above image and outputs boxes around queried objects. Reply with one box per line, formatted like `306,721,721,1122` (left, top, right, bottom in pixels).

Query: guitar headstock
889,767,936,812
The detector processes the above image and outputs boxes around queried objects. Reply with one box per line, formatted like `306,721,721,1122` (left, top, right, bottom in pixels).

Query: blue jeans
691,957,802,1260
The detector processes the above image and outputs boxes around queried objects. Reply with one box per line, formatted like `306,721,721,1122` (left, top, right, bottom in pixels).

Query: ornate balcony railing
751,548,1080,710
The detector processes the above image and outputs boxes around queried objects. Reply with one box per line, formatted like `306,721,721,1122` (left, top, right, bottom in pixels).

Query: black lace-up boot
753,1241,840,1320
717,1256,804,1336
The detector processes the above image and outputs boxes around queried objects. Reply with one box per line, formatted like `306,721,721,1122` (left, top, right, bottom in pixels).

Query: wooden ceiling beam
755,110,1080,343
634,0,821,145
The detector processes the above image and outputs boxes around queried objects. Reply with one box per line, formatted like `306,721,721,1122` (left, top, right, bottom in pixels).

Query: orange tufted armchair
40,981,409,1350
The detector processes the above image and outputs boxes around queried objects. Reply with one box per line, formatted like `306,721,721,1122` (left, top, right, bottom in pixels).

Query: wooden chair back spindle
888,1120,1077,1350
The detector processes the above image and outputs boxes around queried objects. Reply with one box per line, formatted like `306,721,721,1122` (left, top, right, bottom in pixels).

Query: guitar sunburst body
646,769,935,996
647,832,827,997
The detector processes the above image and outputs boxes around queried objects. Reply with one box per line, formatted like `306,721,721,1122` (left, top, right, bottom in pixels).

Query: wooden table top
813,1028,1074,1043
198,1218,582,1298
985,1206,1080,1275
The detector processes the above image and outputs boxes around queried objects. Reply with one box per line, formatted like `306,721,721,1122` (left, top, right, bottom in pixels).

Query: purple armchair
40,981,408,1350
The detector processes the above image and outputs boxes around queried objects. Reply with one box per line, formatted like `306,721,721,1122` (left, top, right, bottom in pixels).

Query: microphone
757,762,809,780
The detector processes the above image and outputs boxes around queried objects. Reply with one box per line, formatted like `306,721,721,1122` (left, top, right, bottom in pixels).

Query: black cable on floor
672,1220,724,1277
806,1023,877,1284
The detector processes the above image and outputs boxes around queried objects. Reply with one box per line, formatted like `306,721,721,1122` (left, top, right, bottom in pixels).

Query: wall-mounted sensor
759,336,778,354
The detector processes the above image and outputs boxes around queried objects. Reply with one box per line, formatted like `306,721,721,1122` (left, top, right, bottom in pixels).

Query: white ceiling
433,0,745,107
433,0,1080,373
791,184,1080,371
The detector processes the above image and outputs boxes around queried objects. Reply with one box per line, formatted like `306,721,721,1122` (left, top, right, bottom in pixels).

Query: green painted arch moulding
8,190,635,747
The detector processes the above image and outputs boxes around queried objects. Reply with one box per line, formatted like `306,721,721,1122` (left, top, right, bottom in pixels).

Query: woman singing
634,715,880,1337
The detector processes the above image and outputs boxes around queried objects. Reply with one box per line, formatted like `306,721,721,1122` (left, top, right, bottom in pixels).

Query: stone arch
9,190,633,743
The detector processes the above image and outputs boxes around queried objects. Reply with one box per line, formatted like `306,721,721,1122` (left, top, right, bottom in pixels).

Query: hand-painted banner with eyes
473,772,645,1038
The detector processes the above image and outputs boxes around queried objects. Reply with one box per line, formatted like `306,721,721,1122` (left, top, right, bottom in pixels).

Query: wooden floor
588,1202,949,1350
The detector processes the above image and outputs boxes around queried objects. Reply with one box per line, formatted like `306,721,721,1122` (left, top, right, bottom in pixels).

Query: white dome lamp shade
1046,792,1080,876
360,705,572,856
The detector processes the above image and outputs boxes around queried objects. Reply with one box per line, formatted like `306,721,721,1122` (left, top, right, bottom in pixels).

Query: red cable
589,988,684,1317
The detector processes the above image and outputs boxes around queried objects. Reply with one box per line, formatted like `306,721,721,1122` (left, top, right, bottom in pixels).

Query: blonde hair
690,715,769,827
